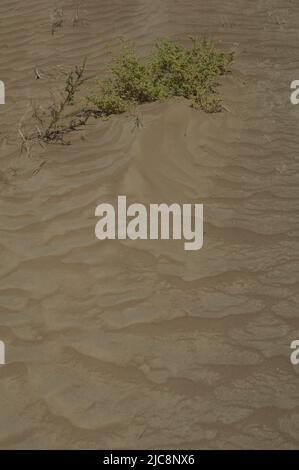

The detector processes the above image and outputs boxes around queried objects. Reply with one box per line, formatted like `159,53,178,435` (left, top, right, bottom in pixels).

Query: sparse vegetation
21,39,232,151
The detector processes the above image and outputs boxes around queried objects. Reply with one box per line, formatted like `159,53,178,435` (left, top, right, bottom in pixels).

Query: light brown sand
0,0,299,449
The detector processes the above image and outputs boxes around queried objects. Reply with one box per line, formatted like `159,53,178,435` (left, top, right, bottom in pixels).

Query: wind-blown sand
1,0,299,449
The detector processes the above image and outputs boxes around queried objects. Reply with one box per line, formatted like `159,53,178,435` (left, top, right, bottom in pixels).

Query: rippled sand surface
1,0,299,449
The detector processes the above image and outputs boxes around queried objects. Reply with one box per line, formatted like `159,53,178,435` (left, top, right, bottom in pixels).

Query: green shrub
87,39,231,115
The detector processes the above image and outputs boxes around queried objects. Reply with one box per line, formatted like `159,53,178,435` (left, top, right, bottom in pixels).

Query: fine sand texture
1,0,299,449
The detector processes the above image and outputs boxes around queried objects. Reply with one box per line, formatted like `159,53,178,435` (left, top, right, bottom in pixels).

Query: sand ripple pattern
0,0,299,449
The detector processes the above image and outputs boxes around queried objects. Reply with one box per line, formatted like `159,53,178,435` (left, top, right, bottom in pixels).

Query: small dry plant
19,59,92,153
50,7,64,35
72,0,88,27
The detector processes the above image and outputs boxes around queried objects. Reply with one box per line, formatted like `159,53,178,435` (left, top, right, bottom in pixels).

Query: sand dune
0,0,299,449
